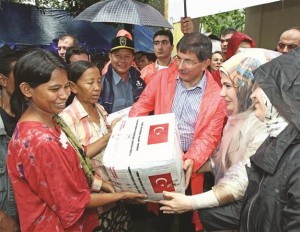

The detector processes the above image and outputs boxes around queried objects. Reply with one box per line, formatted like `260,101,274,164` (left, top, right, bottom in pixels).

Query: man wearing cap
101,29,140,75
99,36,146,114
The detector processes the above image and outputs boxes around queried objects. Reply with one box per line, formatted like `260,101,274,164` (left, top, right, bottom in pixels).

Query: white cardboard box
106,106,131,124
103,113,185,201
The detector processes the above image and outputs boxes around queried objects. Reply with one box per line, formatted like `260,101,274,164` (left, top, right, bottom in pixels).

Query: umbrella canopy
0,1,156,53
74,0,172,28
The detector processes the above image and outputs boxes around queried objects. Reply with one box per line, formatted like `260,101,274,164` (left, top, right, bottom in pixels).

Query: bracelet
91,176,102,192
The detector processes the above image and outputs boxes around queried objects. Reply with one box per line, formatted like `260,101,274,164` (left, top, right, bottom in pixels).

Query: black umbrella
74,0,172,29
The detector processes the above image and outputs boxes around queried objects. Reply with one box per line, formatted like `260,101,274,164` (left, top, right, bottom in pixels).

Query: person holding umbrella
101,29,140,76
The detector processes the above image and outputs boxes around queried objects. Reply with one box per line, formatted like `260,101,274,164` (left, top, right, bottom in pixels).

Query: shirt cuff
91,175,102,192
189,190,219,210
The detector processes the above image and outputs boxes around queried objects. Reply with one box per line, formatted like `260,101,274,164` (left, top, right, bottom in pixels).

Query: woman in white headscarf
240,47,300,232
159,48,281,230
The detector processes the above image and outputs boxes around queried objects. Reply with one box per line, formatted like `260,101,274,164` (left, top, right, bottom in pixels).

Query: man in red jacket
129,32,226,232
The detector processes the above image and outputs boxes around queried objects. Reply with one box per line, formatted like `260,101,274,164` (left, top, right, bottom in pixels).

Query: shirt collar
112,69,131,84
155,57,172,70
72,96,89,121
112,69,122,85
72,97,106,123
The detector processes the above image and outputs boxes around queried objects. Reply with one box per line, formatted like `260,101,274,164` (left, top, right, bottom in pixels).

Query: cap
111,36,134,52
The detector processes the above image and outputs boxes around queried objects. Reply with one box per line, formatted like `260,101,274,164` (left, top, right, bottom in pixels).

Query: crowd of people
1,14,300,232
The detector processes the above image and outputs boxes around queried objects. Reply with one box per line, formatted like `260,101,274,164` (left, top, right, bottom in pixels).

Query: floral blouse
7,121,98,232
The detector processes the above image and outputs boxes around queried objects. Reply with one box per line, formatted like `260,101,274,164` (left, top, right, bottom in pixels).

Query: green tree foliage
200,10,245,36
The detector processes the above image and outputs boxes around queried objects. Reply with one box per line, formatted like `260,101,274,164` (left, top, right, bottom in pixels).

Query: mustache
179,70,189,75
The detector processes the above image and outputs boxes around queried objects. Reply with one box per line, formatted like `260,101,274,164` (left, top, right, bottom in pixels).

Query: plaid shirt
59,96,115,214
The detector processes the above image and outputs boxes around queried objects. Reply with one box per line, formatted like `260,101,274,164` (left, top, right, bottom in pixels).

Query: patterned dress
7,121,98,232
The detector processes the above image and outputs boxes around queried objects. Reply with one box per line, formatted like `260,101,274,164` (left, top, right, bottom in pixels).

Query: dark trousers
128,184,195,232
128,203,195,232
198,200,242,231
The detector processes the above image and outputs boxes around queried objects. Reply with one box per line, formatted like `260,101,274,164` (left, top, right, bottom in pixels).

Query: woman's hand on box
159,191,193,214
122,191,148,204
108,118,121,131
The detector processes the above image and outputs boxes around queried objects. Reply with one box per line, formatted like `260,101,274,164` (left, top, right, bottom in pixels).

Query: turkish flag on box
103,113,185,201
148,173,175,193
148,123,169,145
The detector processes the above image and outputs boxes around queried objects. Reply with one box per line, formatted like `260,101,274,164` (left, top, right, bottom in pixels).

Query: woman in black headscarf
240,47,300,232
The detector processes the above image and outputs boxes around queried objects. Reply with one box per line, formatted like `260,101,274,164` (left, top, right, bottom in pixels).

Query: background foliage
200,10,246,36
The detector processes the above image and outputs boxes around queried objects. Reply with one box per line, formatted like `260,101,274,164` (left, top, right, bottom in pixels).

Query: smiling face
72,66,102,106
176,50,210,88
250,86,266,122
109,48,134,80
220,72,238,114
29,68,71,116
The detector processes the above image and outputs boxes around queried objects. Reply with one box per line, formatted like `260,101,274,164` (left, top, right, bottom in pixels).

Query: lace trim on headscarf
261,91,288,137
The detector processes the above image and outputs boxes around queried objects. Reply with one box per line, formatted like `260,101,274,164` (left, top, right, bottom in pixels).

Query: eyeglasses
277,43,298,51
153,40,170,46
175,56,202,67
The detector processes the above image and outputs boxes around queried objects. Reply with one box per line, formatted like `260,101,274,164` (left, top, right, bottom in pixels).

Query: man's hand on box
183,159,194,189
101,180,116,193
159,191,193,214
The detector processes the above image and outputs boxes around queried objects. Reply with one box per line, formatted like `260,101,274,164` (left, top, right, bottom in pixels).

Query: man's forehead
280,30,300,44
112,48,134,55
154,35,170,42
177,50,197,58
58,37,74,45
70,54,89,63
221,33,234,40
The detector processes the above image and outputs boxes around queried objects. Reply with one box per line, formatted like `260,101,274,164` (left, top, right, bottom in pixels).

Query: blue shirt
111,69,134,113
0,115,18,221
172,74,207,152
